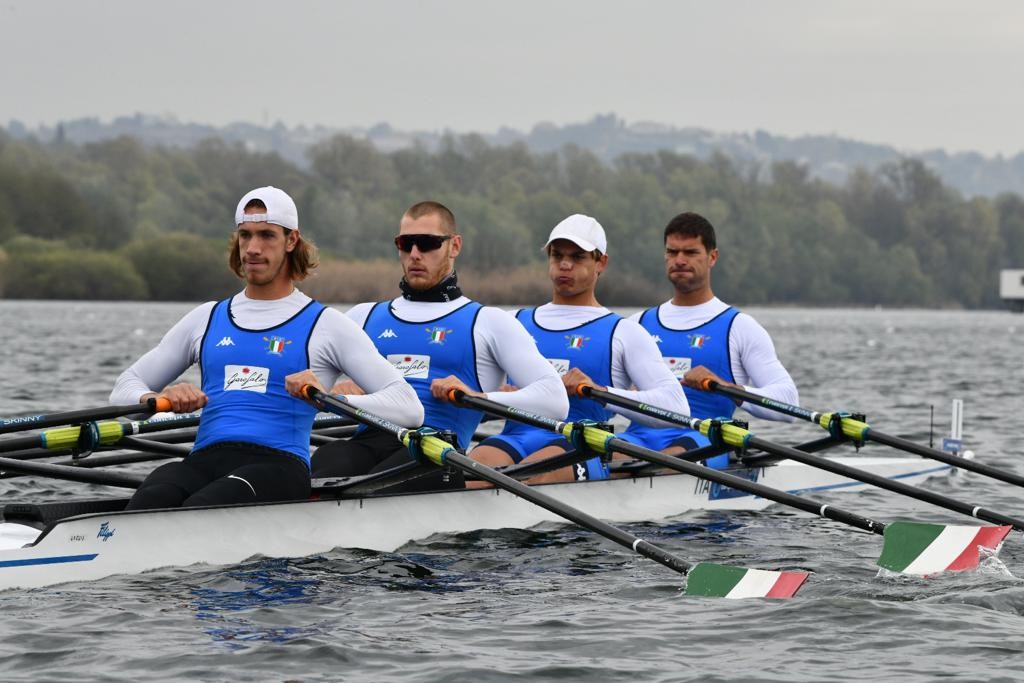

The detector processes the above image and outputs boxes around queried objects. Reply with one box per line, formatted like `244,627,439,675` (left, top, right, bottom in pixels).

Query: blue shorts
477,421,609,481
616,425,729,469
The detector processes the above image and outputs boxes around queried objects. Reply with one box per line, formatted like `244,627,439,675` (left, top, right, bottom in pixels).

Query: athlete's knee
126,483,191,510
470,445,516,468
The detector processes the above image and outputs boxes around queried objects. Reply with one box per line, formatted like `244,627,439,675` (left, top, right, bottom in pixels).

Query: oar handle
148,396,173,413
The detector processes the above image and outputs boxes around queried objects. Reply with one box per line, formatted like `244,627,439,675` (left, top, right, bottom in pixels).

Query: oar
700,380,1024,489
450,390,1011,577
576,385,1024,531
0,397,171,435
300,385,808,598
0,456,144,488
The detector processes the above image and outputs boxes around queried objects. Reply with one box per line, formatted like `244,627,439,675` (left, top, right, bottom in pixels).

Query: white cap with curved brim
235,186,299,231
543,214,607,254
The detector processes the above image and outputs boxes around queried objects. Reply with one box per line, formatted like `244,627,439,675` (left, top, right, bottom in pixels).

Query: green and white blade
878,522,1012,575
685,562,809,599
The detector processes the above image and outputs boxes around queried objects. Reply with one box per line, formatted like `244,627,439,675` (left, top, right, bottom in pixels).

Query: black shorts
312,427,464,492
126,441,311,510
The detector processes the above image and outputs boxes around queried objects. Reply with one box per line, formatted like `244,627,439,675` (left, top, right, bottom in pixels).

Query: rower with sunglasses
311,200,568,491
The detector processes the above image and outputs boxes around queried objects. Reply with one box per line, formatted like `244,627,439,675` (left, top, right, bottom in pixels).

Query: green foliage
0,131,1020,307
3,247,147,300
122,233,238,301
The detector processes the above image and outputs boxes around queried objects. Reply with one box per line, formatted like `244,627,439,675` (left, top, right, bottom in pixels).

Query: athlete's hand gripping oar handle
701,380,1024,490
585,385,1024,532
0,396,173,436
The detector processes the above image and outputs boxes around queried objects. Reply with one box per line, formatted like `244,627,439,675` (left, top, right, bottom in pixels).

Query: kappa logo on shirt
387,354,430,379
651,335,663,344
223,365,270,393
378,329,398,339
215,336,235,347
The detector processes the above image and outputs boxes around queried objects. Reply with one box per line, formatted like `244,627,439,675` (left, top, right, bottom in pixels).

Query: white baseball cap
235,186,299,231
543,214,607,254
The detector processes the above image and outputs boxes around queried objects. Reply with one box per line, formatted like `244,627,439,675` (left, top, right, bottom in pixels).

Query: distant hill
7,113,1024,198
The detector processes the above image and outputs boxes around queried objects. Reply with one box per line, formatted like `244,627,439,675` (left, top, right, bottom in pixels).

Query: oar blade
685,562,809,599
878,521,1012,576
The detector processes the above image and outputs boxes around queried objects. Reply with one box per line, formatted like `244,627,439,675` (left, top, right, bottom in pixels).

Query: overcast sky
1,0,1022,156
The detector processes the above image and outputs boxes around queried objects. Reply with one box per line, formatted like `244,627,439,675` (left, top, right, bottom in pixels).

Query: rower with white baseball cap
110,186,422,510
469,214,696,485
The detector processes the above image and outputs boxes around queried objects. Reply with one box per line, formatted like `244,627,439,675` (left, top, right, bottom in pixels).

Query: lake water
1,301,1023,681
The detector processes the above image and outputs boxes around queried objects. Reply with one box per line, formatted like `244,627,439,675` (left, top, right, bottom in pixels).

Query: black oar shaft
587,385,1024,532
746,434,1024,530
0,456,143,488
706,381,1024,490
455,390,884,535
0,397,168,435
303,386,696,576
445,449,692,573
866,430,1024,488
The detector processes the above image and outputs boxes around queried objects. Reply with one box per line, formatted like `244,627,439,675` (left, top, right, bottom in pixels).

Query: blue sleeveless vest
514,308,620,422
635,304,739,419
193,297,326,466
500,308,621,480
363,300,484,448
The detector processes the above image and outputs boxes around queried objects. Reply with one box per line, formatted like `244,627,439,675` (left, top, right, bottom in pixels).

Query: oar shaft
0,397,170,435
458,390,884,535
304,386,696,576
746,434,1024,530
0,456,143,488
445,449,692,573
704,380,1024,490
587,385,1024,531
865,430,1024,488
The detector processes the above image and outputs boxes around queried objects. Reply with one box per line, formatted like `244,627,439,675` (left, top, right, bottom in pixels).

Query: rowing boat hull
0,456,951,590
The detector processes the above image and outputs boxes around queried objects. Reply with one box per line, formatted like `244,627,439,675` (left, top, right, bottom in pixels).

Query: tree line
1,129,1022,307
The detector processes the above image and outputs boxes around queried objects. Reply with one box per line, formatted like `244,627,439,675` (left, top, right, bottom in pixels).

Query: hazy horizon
2,0,1023,157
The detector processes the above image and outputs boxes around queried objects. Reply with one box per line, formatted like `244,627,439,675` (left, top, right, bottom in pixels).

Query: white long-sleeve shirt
526,304,690,427
346,297,569,420
632,298,798,422
110,289,423,427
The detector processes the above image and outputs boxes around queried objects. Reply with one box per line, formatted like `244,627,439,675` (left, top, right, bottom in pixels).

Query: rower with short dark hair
469,214,693,483
311,200,568,491
111,186,422,509
618,211,798,459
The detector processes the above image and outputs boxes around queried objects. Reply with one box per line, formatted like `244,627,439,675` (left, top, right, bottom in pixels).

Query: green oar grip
818,412,870,441
697,419,751,449
414,433,458,467
40,421,126,451
554,421,616,455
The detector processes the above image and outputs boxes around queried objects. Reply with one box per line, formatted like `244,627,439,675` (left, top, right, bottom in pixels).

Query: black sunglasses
394,234,453,253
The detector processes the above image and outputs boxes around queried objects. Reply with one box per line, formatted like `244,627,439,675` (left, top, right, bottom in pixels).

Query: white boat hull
0,456,952,590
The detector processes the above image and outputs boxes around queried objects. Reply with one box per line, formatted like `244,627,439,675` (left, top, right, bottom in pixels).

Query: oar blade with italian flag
878,521,1012,576
685,562,810,599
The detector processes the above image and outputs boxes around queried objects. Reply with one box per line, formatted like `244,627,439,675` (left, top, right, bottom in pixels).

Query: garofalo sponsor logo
548,358,570,375
387,354,430,379
223,365,270,393
663,356,692,379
